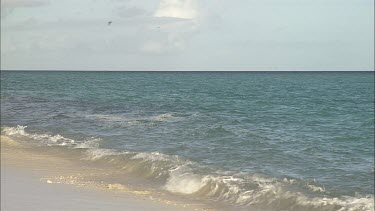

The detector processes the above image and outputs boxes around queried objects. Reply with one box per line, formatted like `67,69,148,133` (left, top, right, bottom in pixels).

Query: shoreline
2,130,373,211
1,135,213,211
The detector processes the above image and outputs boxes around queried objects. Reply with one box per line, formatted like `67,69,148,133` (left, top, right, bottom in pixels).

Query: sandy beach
1,136,210,211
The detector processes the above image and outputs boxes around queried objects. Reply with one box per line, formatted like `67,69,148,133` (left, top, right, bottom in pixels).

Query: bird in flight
108,21,112,26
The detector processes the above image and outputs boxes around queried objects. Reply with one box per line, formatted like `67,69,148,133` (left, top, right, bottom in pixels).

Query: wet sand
1,136,209,211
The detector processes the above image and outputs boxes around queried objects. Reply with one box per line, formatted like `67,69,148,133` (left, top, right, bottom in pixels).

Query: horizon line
1,69,374,72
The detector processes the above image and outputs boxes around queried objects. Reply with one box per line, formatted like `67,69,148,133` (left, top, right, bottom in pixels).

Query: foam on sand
1,135,22,147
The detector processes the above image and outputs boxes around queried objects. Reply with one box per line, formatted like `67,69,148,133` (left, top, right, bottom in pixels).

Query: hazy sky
1,0,374,70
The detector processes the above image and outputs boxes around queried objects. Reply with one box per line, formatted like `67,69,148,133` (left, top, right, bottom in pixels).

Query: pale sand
1,136,212,211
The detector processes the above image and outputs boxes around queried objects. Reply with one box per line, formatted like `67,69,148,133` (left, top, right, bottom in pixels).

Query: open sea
1,71,374,210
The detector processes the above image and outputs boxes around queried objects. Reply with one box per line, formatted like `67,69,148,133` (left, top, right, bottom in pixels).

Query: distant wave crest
84,113,183,126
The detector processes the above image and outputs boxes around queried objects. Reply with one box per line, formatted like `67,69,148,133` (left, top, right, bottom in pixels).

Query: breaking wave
2,125,76,146
2,125,374,211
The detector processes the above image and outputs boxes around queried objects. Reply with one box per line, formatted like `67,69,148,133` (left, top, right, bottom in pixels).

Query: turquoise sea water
1,71,374,210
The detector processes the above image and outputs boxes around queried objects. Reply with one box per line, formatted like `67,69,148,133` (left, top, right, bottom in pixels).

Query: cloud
1,0,48,8
141,41,165,54
154,0,198,19
139,23,198,55
137,0,202,54
116,6,148,18
1,0,48,18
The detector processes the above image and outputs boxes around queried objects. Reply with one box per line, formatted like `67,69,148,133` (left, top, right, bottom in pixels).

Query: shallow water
1,71,374,210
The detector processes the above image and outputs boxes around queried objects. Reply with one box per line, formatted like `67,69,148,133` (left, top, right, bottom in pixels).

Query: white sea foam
307,184,326,193
3,125,28,136
84,148,119,160
128,151,189,179
75,138,101,149
85,114,130,122
85,113,182,125
2,125,75,146
163,170,374,210
165,166,205,194
283,177,297,184
150,113,180,122
132,151,176,162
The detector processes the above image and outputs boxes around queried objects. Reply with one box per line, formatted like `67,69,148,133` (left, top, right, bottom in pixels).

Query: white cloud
116,6,148,18
1,0,49,18
2,0,372,70
141,41,164,54
139,0,201,54
1,0,48,8
154,0,198,19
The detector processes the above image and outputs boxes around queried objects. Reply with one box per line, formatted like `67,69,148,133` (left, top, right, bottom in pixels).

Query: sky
1,0,374,71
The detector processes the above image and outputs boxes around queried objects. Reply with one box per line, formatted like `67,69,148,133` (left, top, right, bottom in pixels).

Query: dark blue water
1,71,374,210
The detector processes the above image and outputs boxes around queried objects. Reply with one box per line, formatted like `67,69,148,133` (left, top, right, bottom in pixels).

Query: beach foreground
1,136,210,211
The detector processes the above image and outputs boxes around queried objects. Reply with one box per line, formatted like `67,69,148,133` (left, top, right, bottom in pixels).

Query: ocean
1,71,374,210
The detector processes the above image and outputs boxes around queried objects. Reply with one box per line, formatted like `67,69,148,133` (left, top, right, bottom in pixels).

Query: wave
2,125,374,211
2,125,76,146
84,113,183,126
89,147,374,211
74,138,101,149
